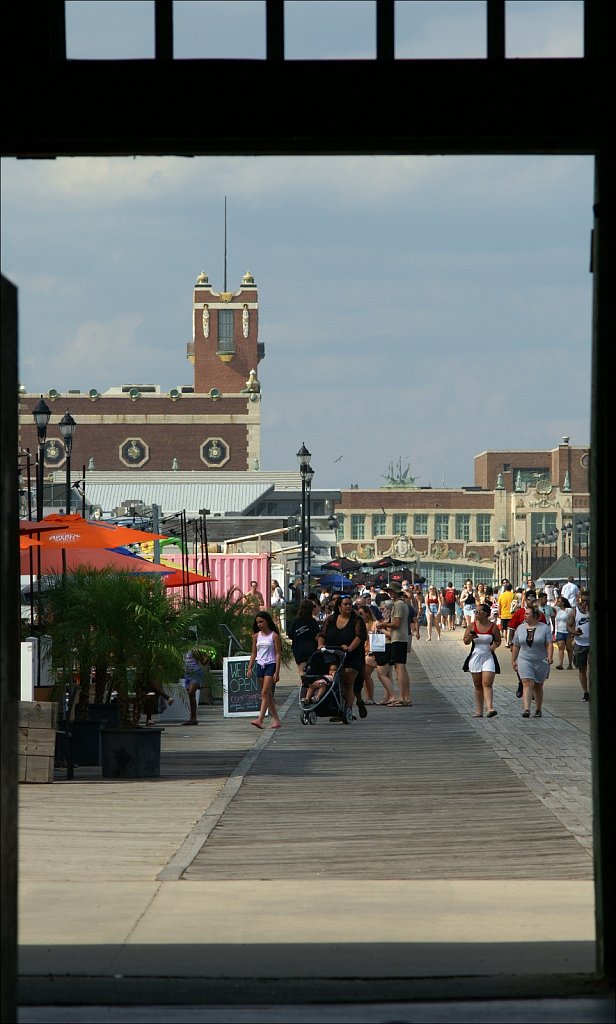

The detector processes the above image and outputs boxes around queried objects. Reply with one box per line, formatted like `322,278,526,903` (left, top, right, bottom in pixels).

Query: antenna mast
223,196,227,292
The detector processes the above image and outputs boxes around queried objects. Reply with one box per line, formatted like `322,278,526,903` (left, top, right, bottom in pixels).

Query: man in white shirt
560,576,580,605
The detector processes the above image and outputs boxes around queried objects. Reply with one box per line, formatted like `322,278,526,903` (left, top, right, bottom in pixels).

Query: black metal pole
203,510,212,601
36,441,45,522
181,511,189,605
64,446,72,513
306,479,312,596
198,517,206,603
300,470,306,598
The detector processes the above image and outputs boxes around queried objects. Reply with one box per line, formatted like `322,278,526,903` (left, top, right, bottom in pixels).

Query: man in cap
377,581,412,706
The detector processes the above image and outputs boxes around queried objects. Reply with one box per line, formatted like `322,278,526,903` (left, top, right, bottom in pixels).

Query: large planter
86,703,121,728
56,720,104,766
101,726,162,779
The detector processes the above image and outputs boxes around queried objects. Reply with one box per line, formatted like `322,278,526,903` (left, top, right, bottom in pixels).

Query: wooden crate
18,702,58,784
18,753,55,783
19,700,59,730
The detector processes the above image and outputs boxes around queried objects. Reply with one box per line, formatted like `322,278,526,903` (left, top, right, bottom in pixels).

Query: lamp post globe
296,442,311,468
59,410,77,513
32,396,52,521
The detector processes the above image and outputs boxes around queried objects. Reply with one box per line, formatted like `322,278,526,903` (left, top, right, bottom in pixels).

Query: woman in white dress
462,603,501,718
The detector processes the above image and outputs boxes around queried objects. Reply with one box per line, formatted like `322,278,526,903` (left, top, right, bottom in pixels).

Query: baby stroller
299,647,352,725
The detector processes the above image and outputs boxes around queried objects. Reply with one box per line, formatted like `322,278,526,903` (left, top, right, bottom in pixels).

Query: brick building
19,270,263,475
334,439,590,588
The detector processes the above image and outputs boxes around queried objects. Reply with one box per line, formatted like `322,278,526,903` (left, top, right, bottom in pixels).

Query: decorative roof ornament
381,458,419,489
243,369,261,393
171,457,179,471
196,271,209,284
562,469,571,492
495,472,505,490
242,271,255,285
514,471,524,492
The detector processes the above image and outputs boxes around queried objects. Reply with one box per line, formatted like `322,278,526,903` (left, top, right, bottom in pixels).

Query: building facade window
477,514,491,542
455,514,470,541
530,513,557,542
216,309,235,356
435,514,449,540
372,513,386,536
413,514,428,535
393,513,407,535
351,514,365,541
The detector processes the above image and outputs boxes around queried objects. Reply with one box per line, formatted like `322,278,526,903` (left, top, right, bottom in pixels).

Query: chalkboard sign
223,656,263,718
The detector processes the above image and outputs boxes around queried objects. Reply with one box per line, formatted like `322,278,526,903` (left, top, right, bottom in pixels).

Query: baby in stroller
300,648,350,724
301,662,337,707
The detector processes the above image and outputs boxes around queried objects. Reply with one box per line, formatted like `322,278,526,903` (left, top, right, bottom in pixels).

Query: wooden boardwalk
183,653,593,883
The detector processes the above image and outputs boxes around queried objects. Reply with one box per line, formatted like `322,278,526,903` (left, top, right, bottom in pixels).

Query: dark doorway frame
1,3,612,1018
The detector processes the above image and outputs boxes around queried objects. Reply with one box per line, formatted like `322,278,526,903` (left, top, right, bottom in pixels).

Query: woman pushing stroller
317,595,368,721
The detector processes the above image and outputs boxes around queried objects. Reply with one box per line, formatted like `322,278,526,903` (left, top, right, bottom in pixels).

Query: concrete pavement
17,627,613,1022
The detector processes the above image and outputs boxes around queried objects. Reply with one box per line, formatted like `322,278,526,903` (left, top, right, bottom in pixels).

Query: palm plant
41,568,191,726
184,587,293,666
184,587,254,665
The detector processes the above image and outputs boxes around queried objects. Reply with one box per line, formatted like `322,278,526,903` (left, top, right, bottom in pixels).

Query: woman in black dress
317,594,368,721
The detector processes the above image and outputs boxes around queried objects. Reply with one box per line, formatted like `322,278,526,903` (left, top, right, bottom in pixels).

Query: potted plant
41,568,192,776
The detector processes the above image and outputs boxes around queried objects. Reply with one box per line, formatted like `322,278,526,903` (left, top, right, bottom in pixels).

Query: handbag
369,631,386,652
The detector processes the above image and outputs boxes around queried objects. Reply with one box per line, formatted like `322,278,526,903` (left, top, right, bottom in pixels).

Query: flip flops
250,721,263,730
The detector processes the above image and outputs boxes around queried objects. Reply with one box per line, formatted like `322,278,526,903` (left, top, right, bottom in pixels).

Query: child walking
247,611,283,730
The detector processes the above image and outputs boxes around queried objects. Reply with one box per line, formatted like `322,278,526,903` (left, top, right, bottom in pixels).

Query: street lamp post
296,443,311,599
548,529,559,567
305,464,314,594
576,519,591,588
327,513,338,560
32,396,51,521
59,410,77,514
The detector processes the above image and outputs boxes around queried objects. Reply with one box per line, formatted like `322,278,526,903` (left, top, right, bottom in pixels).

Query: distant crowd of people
238,573,590,730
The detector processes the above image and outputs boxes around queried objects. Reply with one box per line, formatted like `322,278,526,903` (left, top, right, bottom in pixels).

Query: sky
1,1,592,491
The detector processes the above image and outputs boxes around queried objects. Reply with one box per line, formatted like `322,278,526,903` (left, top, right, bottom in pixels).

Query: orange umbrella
19,545,173,577
23,514,167,550
162,568,217,588
19,536,41,550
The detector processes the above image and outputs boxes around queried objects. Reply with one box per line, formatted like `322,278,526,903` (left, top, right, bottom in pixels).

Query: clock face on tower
119,438,149,468
43,438,65,467
201,437,230,467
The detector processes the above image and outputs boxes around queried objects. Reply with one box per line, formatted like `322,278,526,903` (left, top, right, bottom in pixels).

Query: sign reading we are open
222,656,262,718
